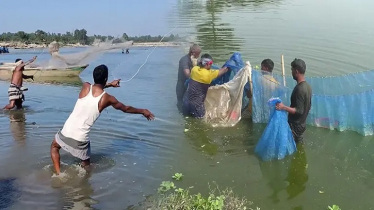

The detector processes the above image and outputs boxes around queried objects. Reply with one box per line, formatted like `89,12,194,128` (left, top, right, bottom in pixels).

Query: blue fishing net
252,69,374,136
211,52,245,85
255,97,297,161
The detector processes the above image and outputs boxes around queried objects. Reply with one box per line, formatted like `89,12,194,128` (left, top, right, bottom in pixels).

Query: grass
132,172,341,210
138,173,258,210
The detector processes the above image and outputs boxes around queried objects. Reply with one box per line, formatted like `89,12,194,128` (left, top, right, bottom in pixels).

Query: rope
32,47,47,76
111,26,178,83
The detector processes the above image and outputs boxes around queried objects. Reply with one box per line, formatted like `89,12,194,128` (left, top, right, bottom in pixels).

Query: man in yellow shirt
183,54,228,118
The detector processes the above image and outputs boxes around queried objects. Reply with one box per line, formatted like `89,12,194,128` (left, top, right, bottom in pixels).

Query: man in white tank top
50,64,155,175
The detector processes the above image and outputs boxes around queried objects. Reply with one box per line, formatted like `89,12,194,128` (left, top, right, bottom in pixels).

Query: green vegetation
137,172,342,210
0,29,182,45
328,205,341,210
172,173,184,181
140,173,256,210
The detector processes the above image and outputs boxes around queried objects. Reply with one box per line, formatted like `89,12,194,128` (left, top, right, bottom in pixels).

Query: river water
1,0,374,209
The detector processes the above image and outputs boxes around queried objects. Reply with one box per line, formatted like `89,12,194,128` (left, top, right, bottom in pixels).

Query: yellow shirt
190,66,219,84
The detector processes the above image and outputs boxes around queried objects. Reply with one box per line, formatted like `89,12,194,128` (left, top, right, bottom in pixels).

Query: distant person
3,57,36,110
176,44,201,105
122,49,124,54
126,49,129,54
183,54,228,118
276,59,312,143
50,64,155,175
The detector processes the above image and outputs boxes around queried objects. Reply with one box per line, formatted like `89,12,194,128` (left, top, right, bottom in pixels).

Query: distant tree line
0,29,183,45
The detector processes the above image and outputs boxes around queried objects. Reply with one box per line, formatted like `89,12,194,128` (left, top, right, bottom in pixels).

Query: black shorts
288,122,306,143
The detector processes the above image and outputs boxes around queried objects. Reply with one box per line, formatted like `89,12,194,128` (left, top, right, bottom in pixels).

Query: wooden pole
281,54,286,86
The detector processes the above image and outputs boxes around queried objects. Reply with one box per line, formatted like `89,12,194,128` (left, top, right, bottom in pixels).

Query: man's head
93,64,108,86
199,54,213,70
14,58,24,70
189,44,201,59
261,59,274,72
291,58,306,80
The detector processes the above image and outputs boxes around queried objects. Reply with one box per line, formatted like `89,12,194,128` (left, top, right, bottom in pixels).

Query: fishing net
255,97,297,161
203,61,251,127
46,40,133,68
251,68,374,136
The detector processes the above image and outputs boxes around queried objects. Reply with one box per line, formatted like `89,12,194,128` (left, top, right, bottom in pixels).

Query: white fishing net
204,61,252,127
46,40,133,68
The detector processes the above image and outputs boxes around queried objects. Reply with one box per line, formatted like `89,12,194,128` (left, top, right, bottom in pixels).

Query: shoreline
0,41,183,49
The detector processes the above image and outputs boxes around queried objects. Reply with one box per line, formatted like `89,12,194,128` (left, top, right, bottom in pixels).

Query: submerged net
252,68,374,136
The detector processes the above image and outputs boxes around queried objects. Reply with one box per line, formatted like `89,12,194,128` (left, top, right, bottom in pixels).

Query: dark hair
200,53,213,60
15,58,22,63
291,58,306,74
198,53,213,67
93,64,108,85
261,59,274,72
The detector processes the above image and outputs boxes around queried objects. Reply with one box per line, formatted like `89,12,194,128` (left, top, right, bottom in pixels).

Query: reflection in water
259,157,290,204
184,119,219,156
286,143,308,200
175,0,244,62
195,0,244,61
258,143,308,205
8,110,27,145
0,178,20,210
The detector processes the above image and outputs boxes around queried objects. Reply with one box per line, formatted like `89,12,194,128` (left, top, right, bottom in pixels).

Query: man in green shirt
276,58,312,143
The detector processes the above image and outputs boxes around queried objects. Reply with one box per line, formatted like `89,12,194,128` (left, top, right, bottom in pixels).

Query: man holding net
50,64,155,175
276,59,312,143
3,56,36,110
244,59,279,114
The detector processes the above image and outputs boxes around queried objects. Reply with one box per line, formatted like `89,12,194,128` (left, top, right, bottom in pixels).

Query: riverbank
0,41,182,49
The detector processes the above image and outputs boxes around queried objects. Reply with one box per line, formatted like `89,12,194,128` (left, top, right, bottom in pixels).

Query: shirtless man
50,64,155,175
3,57,36,110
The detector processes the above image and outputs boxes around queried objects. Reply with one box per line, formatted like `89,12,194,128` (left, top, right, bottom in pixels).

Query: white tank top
61,85,106,142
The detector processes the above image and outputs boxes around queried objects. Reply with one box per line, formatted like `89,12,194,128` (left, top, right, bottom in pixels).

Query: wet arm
283,94,305,115
183,68,191,77
104,83,113,89
282,106,297,115
22,74,33,79
15,56,37,72
109,96,145,114
217,67,228,77
180,57,191,78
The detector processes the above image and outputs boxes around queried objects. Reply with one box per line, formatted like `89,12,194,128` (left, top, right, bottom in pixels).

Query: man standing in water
244,59,279,115
176,44,201,106
276,59,312,143
3,56,36,110
50,64,155,175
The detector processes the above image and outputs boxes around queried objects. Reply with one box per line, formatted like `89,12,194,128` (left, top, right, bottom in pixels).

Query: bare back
11,69,24,86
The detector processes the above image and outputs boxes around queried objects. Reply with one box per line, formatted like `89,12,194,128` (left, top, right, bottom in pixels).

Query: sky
0,0,174,36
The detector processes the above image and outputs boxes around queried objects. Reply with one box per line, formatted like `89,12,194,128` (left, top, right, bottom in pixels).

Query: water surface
1,0,374,209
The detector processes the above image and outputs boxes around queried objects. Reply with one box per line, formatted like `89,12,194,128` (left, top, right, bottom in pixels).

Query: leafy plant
172,173,184,181
328,205,341,210
157,181,176,193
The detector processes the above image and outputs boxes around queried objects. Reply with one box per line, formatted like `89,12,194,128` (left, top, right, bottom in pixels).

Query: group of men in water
176,44,312,144
2,43,311,175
